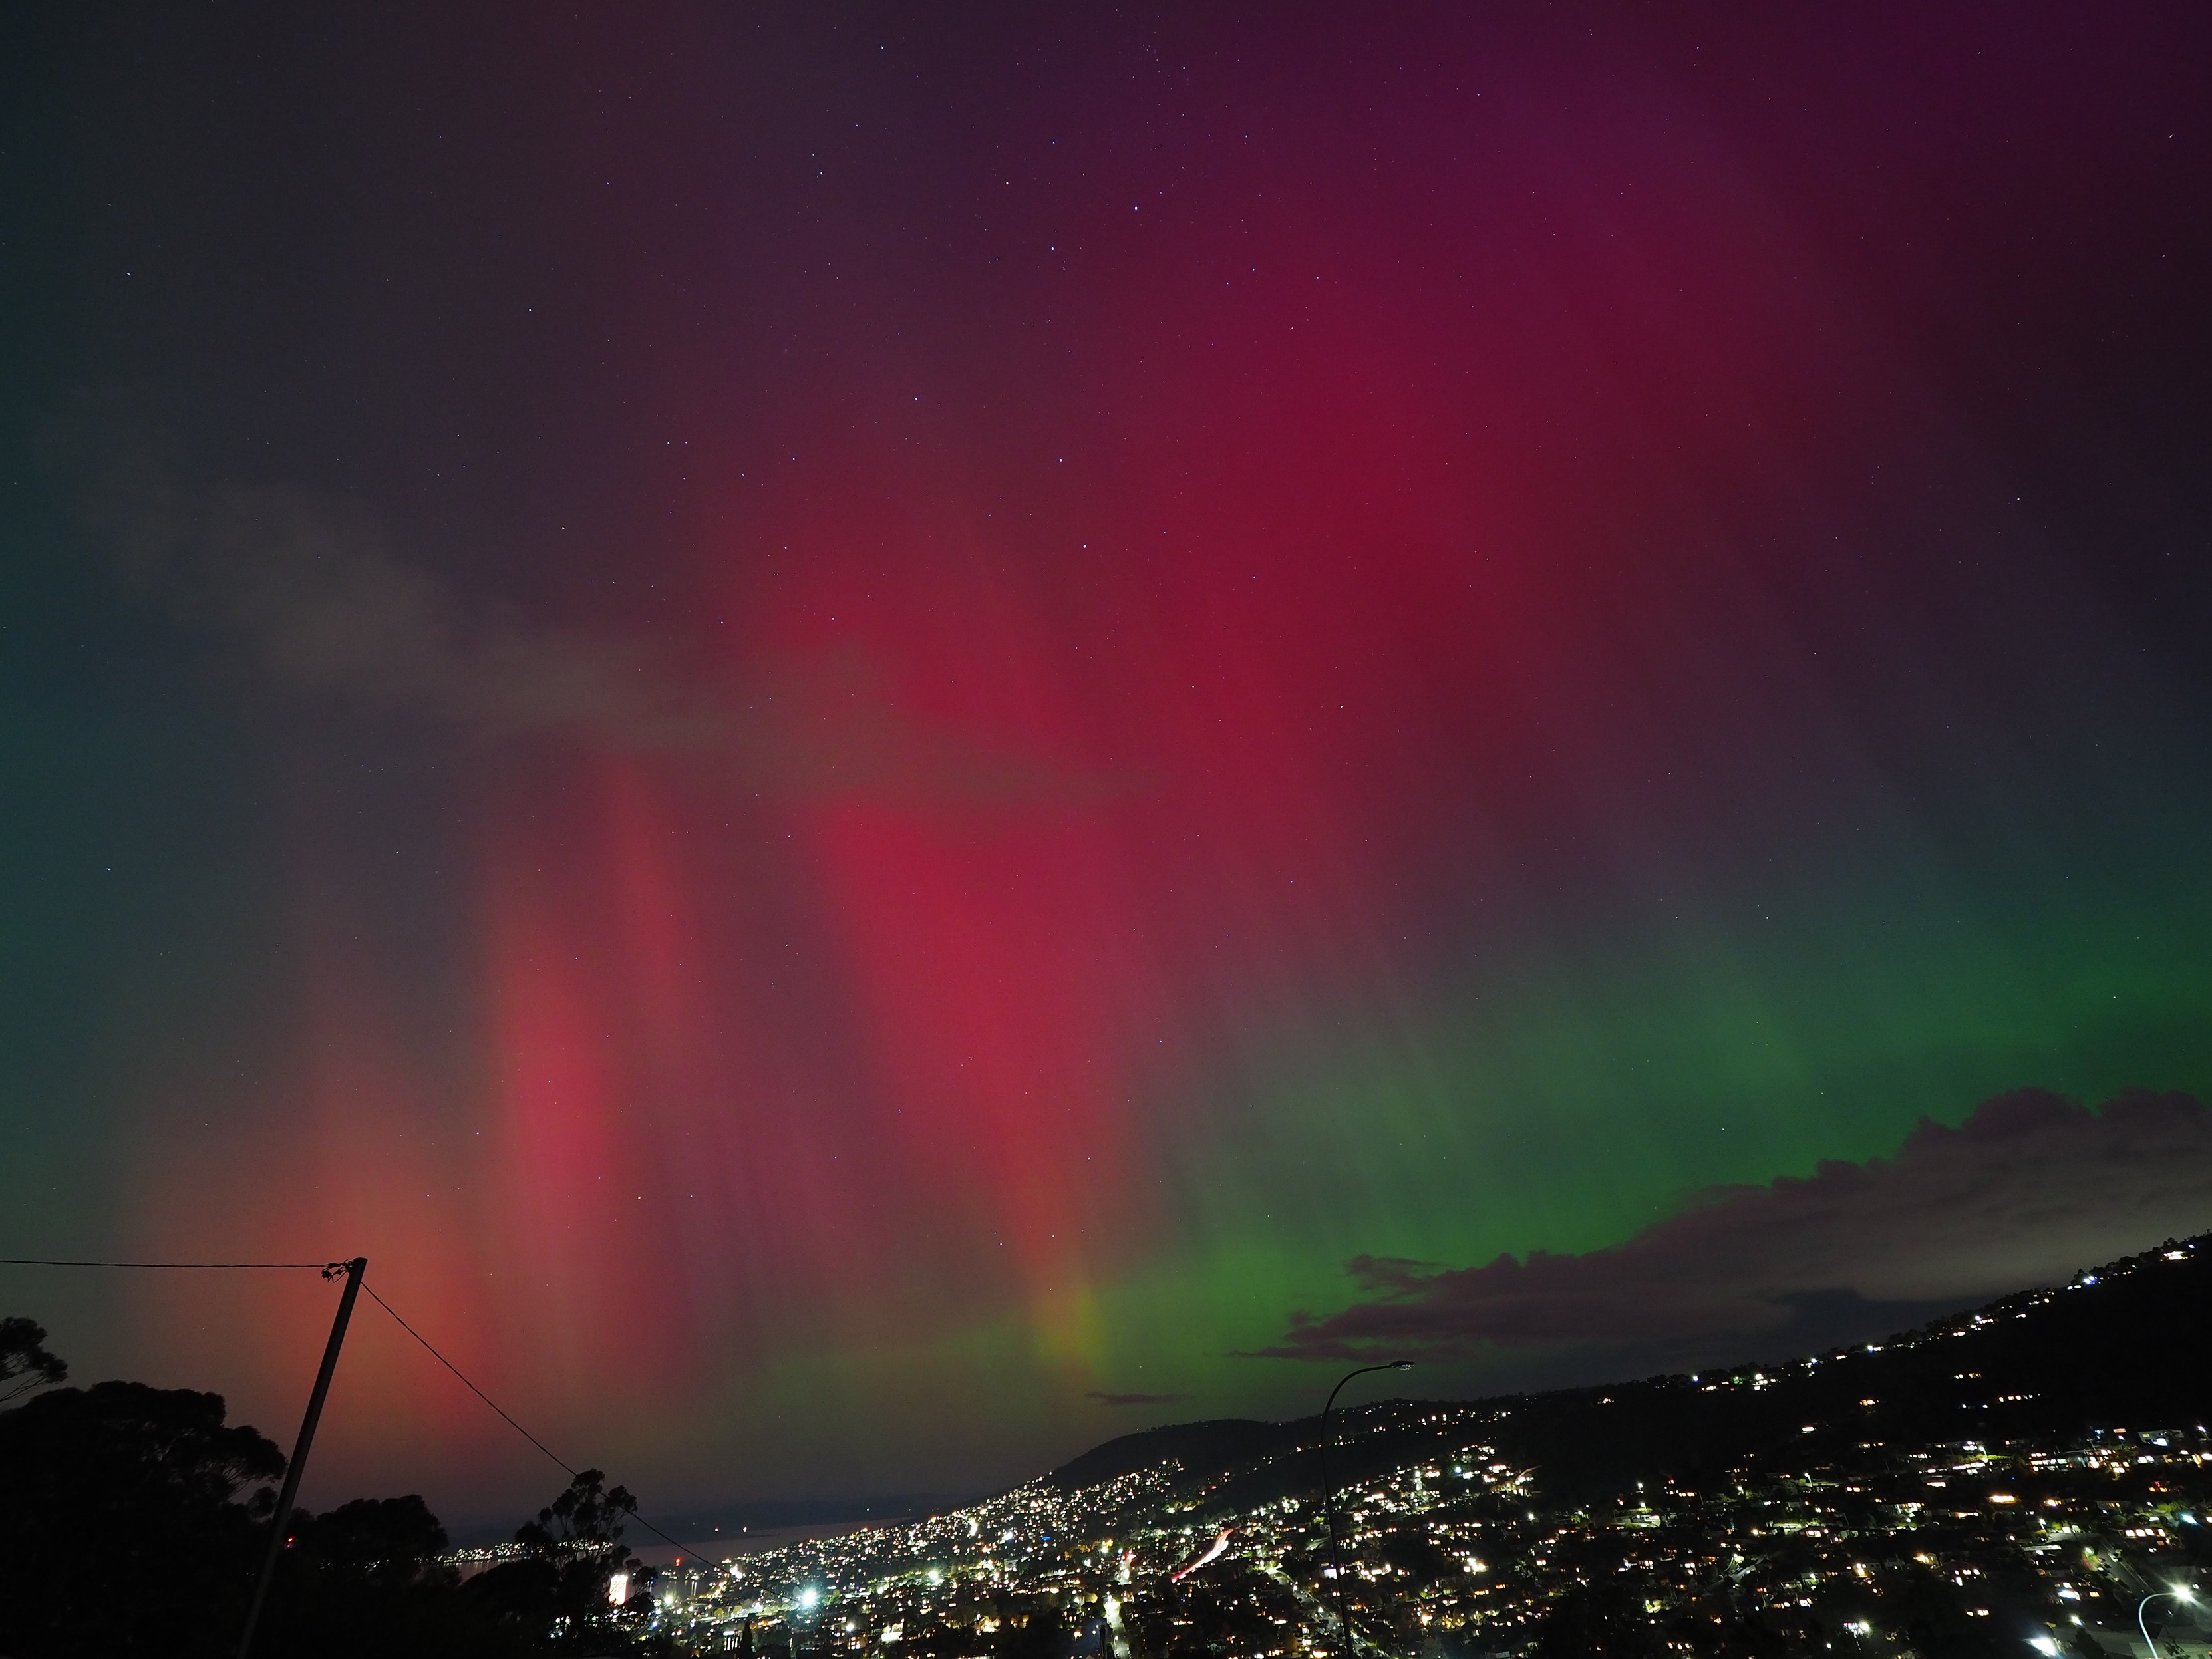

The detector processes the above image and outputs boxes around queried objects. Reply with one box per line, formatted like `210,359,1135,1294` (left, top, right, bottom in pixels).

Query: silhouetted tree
522,1466,643,1555
0,1314,67,1402
293,1494,451,1581
256,1493,540,1659
0,1375,281,1658
0,1322,661,1657
465,1469,661,1652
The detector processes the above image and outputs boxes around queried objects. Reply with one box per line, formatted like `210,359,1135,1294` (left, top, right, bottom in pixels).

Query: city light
573,1279,2212,1659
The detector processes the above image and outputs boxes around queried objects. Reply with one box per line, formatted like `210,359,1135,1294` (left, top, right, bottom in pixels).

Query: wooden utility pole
236,1255,367,1659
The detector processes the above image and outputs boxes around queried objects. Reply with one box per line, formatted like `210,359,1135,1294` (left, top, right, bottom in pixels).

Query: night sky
5,4,2212,1525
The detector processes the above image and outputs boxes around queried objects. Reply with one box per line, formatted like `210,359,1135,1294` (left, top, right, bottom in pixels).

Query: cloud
1253,1088,2212,1365
58,411,1111,807
1087,1390,1187,1407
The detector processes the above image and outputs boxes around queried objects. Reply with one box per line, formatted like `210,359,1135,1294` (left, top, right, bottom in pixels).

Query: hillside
1050,1232,2212,1513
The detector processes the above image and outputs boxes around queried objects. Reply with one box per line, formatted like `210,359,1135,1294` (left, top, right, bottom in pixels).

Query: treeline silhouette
0,1318,668,1658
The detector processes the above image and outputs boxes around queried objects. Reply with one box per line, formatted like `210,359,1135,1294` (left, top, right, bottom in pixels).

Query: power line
0,1258,341,1270
4,1251,711,1560
359,1282,577,1479
358,1282,699,1559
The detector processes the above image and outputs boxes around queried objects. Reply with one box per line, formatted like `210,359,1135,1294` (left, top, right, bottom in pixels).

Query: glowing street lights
1317,1361,1413,1659
2138,1586,2197,1658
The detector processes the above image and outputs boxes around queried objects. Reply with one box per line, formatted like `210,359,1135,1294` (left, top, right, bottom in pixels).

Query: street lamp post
1317,1361,1412,1659
2138,1586,2197,1659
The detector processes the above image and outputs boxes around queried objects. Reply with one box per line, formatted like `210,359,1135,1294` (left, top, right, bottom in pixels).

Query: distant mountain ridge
1048,1232,2212,1511
1048,1417,1305,1495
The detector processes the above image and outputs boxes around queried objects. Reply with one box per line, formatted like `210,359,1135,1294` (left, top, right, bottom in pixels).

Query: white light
2175,1586,2198,1604
608,1573,629,1606
2029,1638,2060,1656
800,1588,820,1610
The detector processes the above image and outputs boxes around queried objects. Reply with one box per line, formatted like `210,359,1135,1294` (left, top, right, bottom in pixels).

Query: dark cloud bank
1261,1089,2212,1376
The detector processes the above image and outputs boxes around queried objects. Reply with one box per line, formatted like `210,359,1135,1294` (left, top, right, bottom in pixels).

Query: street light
2139,1586,2197,1659
1317,1361,1413,1659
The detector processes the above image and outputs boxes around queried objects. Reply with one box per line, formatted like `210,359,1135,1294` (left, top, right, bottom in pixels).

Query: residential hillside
1050,1234,2212,1511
